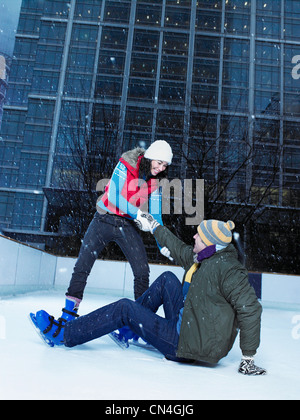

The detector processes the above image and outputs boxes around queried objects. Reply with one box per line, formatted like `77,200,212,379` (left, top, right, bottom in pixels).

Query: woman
30,140,173,347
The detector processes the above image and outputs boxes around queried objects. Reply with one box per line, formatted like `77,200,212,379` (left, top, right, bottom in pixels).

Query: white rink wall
0,235,56,295
0,234,184,298
0,234,300,305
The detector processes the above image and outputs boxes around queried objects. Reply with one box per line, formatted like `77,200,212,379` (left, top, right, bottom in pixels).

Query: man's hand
238,356,267,375
160,246,173,261
134,209,160,233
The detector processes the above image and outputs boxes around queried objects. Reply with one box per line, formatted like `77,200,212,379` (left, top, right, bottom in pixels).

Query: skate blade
130,340,157,352
28,313,55,348
108,332,129,350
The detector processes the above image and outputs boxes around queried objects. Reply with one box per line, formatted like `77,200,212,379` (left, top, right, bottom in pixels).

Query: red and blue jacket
97,150,163,225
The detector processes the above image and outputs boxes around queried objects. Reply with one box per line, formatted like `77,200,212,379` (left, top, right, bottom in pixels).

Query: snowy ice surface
0,290,299,400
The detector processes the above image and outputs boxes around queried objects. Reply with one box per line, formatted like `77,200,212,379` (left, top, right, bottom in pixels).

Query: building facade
0,53,11,130
0,0,300,271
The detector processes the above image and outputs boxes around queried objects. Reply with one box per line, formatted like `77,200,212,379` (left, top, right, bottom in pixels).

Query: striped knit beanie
197,220,235,247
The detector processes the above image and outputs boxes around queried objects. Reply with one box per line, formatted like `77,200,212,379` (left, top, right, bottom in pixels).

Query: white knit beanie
144,140,173,164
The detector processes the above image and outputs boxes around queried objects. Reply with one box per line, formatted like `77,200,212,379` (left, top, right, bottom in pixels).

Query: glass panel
124,107,153,133
133,30,160,53
196,10,222,32
161,56,188,81
98,51,126,75
74,0,102,21
159,81,185,104
165,6,190,28
104,1,131,24
101,27,128,50
127,79,156,102
130,53,157,78
163,32,189,56
136,3,162,26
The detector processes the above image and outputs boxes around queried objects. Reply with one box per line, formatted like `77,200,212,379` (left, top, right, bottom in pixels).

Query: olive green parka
154,226,262,364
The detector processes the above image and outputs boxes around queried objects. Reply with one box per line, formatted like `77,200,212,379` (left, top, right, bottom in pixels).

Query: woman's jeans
67,212,150,300
64,271,185,361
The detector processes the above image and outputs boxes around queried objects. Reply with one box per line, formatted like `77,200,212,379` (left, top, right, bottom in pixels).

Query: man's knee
117,298,137,313
161,271,179,284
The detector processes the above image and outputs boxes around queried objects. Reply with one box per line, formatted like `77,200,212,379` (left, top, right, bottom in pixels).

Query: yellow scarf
184,262,199,285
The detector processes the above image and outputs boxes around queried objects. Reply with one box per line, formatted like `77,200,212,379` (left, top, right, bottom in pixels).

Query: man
32,213,266,375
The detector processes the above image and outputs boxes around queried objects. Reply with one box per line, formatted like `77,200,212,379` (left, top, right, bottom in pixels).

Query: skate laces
43,308,79,338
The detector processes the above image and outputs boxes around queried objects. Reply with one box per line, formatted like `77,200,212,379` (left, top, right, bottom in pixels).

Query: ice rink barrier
0,234,299,305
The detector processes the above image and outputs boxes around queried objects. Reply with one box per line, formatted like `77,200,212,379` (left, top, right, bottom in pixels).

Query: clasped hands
134,210,173,261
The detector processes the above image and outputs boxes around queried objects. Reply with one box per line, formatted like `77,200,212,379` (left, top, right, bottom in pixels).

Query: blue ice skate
109,326,155,351
29,298,79,347
108,326,138,349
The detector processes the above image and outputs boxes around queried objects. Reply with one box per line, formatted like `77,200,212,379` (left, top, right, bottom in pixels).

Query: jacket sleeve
154,226,194,270
107,161,139,218
220,264,262,356
149,186,163,226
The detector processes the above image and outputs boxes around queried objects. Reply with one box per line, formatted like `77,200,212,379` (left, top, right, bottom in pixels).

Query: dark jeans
64,271,185,361
67,212,150,300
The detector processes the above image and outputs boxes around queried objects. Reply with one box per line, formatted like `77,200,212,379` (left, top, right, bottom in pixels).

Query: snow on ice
0,290,300,400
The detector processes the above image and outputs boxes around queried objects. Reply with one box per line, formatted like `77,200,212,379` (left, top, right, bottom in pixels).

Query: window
156,109,184,135
161,55,187,81
193,36,220,85
101,27,128,51
71,24,98,46
285,0,300,40
0,192,14,225
192,84,218,108
254,118,280,145
11,193,44,230
130,53,157,78
222,39,249,111
18,153,48,188
32,70,59,94
95,75,123,98
74,0,102,21
133,30,160,54
27,99,55,125
104,1,131,24
14,39,37,60
124,107,153,134
64,73,92,97
23,125,52,152
39,21,66,45
44,0,70,18
128,79,156,102
196,9,222,32
68,46,96,72
9,62,34,83
165,6,190,29
36,45,63,70
159,81,185,104
18,15,41,36
0,111,25,139
163,32,189,56
98,50,126,75
256,0,281,39
255,42,280,113
136,2,162,26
